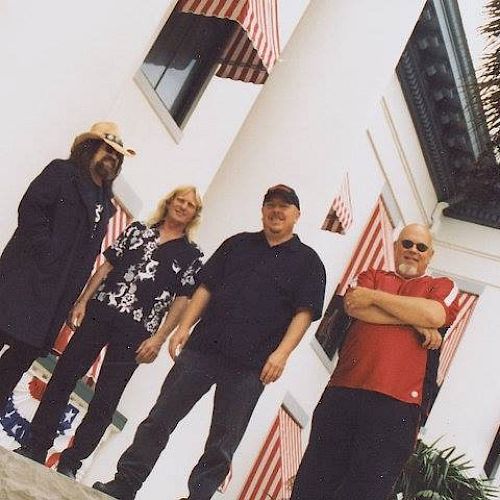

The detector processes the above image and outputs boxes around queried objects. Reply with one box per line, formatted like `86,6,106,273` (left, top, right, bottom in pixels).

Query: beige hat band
72,122,136,157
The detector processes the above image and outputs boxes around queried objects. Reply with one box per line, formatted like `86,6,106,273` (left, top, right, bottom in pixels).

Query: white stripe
443,280,459,307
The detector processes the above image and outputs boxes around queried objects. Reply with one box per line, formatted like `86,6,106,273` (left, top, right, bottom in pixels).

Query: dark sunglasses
400,239,429,253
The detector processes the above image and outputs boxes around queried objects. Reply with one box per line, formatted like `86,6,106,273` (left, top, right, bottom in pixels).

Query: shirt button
411,390,419,398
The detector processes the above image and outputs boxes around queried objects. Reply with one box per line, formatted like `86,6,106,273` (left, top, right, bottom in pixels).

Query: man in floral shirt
15,186,204,480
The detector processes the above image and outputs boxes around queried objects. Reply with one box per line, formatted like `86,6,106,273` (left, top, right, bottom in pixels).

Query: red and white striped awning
177,0,280,84
437,291,478,386
238,407,302,500
337,197,395,295
322,173,354,235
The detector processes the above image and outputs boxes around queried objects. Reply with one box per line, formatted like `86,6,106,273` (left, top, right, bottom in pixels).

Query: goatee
398,263,418,277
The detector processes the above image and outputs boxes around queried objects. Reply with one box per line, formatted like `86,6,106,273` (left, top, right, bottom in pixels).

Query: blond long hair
146,185,202,241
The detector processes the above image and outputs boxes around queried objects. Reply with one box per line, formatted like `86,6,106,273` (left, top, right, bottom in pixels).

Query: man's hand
67,301,87,330
260,349,289,385
414,326,442,350
168,328,190,361
345,287,375,310
135,336,163,364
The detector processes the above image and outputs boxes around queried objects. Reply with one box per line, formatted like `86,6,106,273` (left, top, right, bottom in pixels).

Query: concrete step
0,446,111,500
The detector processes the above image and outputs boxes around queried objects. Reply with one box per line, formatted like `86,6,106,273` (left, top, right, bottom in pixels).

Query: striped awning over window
177,0,280,84
437,291,478,386
322,173,354,235
337,197,395,295
238,407,302,500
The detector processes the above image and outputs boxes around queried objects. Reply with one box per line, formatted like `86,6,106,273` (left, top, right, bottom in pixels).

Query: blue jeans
115,349,265,500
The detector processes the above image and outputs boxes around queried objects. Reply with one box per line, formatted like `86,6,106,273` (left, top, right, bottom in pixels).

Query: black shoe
56,463,77,480
13,445,47,464
92,480,136,500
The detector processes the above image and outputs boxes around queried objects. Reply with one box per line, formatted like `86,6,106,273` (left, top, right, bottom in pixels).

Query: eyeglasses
400,239,429,253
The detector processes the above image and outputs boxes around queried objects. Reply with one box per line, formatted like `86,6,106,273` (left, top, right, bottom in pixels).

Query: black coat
0,159,115,350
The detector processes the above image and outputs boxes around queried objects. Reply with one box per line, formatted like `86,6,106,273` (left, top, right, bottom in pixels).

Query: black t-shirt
186,231,326,369
95,221,203,335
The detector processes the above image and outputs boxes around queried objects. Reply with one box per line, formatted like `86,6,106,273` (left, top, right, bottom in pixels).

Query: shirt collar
392,269,431,281
258,230,301,251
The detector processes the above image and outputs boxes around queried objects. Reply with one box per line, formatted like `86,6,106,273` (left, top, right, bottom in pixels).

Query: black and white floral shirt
94,221,203,335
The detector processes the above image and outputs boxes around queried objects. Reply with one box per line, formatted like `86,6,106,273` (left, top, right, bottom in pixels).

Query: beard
94,157,120,182
398,262,418,277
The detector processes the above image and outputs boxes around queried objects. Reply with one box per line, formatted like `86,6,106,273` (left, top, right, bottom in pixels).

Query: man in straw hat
93,184,326,500
0,122,135,417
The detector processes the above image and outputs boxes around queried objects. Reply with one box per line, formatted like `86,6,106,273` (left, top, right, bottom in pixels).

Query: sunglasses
400,239,429,253
401,240,429,253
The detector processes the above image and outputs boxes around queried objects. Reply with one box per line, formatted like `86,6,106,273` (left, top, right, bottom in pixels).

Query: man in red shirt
291,223,459,500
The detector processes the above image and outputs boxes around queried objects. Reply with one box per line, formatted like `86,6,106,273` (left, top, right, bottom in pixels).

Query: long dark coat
0,159,115,351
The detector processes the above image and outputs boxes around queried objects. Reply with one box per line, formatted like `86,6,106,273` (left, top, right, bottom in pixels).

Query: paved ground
0,446,112,500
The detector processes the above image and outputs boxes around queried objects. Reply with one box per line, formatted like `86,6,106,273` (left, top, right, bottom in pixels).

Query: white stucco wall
0,0,310,245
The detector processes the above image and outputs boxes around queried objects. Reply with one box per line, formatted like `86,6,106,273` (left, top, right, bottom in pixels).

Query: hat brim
72,132,136,157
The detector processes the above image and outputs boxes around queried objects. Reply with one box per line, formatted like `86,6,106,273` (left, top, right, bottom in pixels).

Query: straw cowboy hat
72,122,136,156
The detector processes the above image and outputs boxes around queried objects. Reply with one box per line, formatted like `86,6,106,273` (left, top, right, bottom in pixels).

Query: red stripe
238,417,280,499
337,201,382,293
437,293,477,385
180,0,279,83
239,407,303,500
336,198,395,294
279,408,302,498
257,455,281,500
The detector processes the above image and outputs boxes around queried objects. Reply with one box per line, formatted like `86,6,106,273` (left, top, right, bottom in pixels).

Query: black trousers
115,349,264,500
0,332,42,412
27,301,147,471
291,386,420,500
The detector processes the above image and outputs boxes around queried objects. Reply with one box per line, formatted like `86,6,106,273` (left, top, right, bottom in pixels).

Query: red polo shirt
329,269,459,405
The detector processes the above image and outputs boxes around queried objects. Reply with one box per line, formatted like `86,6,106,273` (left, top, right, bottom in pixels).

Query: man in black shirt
94,184,326,500
0,122,134,414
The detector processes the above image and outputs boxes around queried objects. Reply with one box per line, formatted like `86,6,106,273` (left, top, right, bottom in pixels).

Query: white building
0,0,499,498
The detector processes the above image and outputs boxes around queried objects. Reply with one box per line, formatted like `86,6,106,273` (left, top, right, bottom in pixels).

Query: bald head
394,224,434,278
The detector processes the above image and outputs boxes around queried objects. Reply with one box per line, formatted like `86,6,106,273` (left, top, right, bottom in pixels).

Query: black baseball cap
263,184,300,210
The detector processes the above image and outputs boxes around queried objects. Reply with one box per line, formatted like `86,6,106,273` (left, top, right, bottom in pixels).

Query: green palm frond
478,0,500,155
393,440,498,500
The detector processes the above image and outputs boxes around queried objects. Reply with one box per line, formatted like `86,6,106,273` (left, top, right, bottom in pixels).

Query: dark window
141,11,235,127
315,294,352,361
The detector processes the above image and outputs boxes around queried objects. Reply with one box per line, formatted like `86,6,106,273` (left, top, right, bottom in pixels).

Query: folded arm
346,286,446,328
344,301,402,325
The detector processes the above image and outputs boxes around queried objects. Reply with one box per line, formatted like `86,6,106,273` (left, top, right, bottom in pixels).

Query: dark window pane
140,11,235,127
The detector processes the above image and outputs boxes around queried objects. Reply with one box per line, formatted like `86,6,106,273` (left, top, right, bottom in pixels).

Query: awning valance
177,0,280,84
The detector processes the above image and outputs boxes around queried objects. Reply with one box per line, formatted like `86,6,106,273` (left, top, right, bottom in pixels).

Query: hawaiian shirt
95,221,203,335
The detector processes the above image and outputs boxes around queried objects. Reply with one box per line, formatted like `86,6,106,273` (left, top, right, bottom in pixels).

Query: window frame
135,9,236,142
